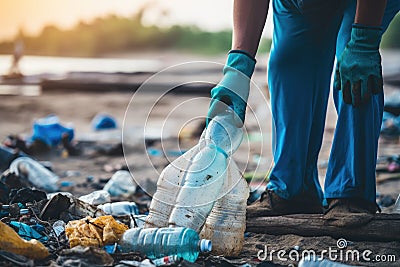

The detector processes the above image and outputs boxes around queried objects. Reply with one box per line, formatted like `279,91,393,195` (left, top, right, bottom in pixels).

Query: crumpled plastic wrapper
65,215,128,248
0,221,49,260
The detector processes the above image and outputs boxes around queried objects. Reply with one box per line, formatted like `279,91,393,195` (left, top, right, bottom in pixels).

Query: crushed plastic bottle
98,201,139,216
10,157,59,192
79,190,110,205
103,170,137,197
168,107,243,232
200,159,249,256
145,145,204,228
119,227,211,263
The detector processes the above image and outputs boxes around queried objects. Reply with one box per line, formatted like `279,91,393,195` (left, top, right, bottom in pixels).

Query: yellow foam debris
65,215,128,248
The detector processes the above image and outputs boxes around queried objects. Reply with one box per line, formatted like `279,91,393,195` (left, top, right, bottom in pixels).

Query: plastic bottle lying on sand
10,157,59,192
200,159,249,256
98,201,139,216
103,170,137,197
79,190,110,205
145,145,204,228
119,227,212,263
168,107,243,232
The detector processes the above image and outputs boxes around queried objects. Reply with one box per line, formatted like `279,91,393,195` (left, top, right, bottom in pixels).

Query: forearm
355,0,387,27
232,0,270,57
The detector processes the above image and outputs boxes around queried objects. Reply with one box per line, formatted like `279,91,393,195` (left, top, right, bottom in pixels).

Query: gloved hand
334,25,383,107
207,50,256,126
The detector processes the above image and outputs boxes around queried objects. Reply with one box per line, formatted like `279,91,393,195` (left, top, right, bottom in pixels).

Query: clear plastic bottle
118,227,212,263
200,159,249,256
10,157,59,192
98,201,139,216
103,170,137,197
168,107,243,232
145,145,203,228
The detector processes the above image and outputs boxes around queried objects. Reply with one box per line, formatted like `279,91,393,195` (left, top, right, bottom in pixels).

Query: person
8,39,24,77
207,0,400,223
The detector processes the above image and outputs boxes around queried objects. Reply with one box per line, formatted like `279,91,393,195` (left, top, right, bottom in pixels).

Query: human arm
207,0,269,125
334,0,387,107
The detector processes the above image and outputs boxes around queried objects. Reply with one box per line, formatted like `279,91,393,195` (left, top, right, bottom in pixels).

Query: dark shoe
323,198,380,227
246,190,323,217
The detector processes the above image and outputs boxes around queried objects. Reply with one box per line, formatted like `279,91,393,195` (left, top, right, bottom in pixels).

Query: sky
0,0,273,41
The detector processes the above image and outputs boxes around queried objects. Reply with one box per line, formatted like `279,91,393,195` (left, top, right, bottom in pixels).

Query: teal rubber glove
207,50,256,126
334,25,383,107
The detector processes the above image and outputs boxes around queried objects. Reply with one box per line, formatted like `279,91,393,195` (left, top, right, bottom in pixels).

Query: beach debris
9,157,59,192
9,221,48,243
79,190,111,205
92,113,117,131
119,227,211,263
65,215,128,248
31,114,74,147
56,246,114,266
98,201,139,216
52,220,66,237
0,221,50,260
40,193,105,221
8,188,47,205
103,170,137,197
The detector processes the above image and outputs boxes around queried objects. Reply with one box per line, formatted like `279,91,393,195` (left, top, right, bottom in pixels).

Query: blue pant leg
267,0,343,200
325,0,400,203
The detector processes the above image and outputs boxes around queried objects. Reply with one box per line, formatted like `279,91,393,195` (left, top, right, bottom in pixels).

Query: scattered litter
92,113,117,131
31,114,74,147
9,188,47,204
119,227,211,263
56,246,114,266
79,190,111,205
9,221,48,243
52,220,66,237
10,157,59,192
40,193,105,221
103,170,137,197
65,215,128,248
98,201,139,216
60,181,75,187
0,221,49,260
46,191,73,199
117,259,155,267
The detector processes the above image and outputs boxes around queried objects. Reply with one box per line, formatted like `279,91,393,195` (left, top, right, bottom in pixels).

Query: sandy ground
1,81,400,266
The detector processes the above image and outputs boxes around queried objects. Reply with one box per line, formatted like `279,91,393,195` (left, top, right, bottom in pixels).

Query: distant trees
0,13,398,57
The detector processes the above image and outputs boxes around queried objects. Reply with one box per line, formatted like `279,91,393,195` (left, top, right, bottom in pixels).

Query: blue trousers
267,0,400,203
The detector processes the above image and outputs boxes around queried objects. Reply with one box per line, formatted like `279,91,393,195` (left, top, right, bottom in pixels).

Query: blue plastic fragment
91,113,117,131
31,114,74,147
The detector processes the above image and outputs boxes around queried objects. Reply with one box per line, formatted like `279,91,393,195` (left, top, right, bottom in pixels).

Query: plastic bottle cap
199,239,212,252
